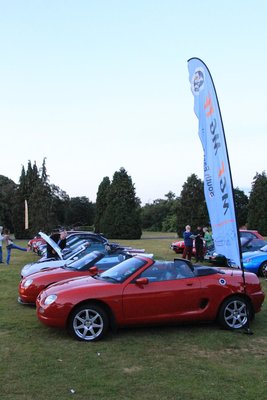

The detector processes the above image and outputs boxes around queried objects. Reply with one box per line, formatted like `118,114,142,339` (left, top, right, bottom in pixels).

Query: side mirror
135,277,149,285
89,266,98,275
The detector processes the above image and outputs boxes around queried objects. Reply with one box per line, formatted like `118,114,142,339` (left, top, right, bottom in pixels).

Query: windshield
99,257,147,283
67,251,104,271
62,245,96,261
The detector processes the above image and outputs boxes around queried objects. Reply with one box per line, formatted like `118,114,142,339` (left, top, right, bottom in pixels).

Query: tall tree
100,168,142,239
0,175,17,231
65,196,95,228
176,174,209,237
12,165,29,238
141,192,178,232
50,184,70,228
13,159,56,237
234,188,249,228
247,172,267,235
95,177,111,233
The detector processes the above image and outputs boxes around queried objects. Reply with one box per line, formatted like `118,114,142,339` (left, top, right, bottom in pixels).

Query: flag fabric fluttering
187,58,242,268
25,199,29,230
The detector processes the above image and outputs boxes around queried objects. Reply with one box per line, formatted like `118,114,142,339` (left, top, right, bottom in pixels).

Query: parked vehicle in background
204,236,267,274
18,250,132,305
239,229,264,240
36,255,264,342
243,244,267,276
21,233,103,278
21,232,145,278
171,229,264,257
28,234,46,254
36,231,109,257
170,240,206,256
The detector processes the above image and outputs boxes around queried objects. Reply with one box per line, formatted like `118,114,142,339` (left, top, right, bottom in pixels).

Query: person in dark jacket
46,229,67,259
194,226,204,262
182,225,194,261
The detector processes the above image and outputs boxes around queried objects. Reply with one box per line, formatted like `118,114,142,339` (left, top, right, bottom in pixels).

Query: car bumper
250,291,265,314
17,296,35,306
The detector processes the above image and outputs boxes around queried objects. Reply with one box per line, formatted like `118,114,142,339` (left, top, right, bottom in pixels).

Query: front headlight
23,279,33,288
44,294,57,305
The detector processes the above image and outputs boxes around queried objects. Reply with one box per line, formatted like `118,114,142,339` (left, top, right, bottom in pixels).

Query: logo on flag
191,68,205,95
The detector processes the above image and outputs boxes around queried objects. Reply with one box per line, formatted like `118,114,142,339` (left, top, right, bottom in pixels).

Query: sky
0,1,266,204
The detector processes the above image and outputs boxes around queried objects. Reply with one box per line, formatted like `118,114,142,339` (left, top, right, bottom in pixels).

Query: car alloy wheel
68,303,108,341
218,296,250,330
259,261,267,277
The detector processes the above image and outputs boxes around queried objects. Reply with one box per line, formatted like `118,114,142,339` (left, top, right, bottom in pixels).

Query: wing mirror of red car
89,266,98,275
135,277,149,285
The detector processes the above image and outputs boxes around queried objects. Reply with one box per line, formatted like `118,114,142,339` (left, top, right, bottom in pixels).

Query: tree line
0,159,266,238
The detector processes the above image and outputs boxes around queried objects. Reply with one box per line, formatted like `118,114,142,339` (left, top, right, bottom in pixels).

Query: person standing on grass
203,227,213,250
194,226,204,262
182,225,194,261
0,226,4,263
3,228,28,265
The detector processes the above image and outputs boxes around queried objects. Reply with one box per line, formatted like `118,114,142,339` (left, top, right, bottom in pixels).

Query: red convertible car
36,255,265,342
19,251,131,305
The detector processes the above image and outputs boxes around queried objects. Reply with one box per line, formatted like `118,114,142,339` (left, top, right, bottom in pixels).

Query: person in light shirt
182,225,194,261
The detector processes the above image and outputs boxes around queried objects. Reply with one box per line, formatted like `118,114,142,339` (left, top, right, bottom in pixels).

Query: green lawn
0,239,267,400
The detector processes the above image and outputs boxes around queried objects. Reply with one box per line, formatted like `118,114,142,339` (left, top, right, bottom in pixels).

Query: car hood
242,250,267,259
25,266,82,281
33,251,106,278
44,275,113,294
21,260,66,278
39,231,63,260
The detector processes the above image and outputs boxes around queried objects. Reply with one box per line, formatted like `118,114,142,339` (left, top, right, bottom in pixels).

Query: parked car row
19,250,132,305
171,229,267,277
17,231,265,342
171,229,264,255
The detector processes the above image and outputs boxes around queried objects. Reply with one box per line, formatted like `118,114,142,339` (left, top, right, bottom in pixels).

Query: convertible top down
36,255,265,342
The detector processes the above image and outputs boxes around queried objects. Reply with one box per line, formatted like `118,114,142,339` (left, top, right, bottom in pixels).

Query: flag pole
187,58,252,334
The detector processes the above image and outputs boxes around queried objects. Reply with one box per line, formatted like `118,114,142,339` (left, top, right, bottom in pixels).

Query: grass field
0,237,267,400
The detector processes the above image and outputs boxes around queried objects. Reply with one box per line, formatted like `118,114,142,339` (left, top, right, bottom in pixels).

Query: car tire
218,296,251,330
259,261,267,277
68,303,109,342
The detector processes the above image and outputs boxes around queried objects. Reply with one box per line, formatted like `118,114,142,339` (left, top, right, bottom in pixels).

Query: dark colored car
37,231,109,258
36,255,264,342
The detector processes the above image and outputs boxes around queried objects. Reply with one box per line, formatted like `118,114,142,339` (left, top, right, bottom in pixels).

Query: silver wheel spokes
224,300,247,329
74,309,104,340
